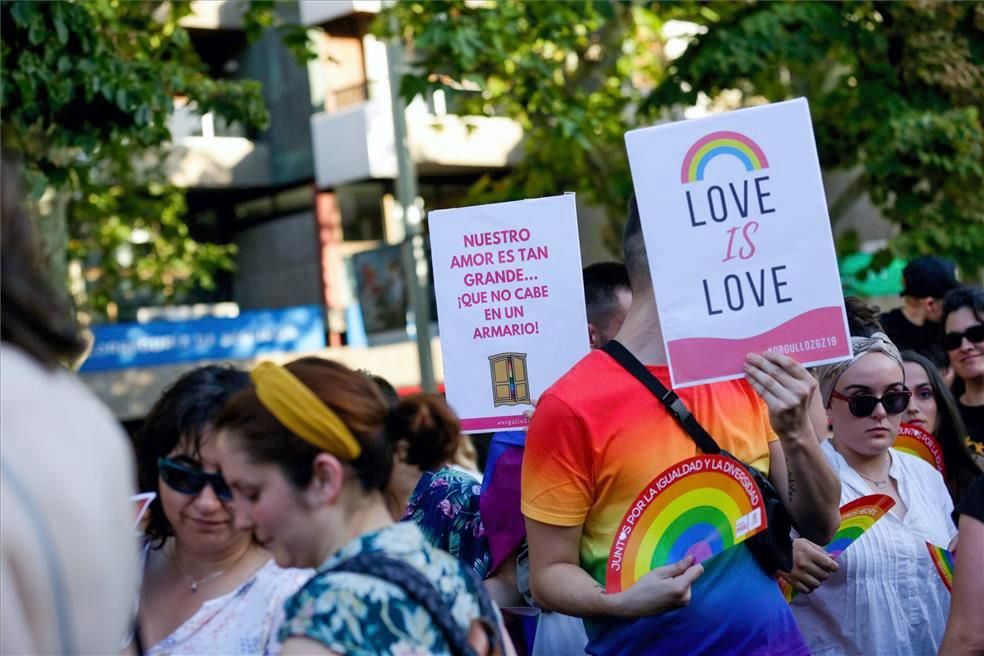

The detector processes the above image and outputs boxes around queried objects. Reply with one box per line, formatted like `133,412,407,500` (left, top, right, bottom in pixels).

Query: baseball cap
901,255,958,299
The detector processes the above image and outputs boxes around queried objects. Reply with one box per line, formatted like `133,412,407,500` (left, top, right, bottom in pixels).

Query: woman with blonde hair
783,333,956,656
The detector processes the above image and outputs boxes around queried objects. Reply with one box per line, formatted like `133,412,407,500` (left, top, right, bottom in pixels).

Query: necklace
831,440,891,490
858,473,890,489
171,555,226,593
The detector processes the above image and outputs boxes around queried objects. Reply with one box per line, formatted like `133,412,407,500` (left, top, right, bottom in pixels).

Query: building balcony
311,100,524,189
179,1,246,30
299,0,382,27
166,137,271,188
164,104,271,188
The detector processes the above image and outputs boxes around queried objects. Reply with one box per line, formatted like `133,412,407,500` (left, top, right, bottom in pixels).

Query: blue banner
81,305,326,372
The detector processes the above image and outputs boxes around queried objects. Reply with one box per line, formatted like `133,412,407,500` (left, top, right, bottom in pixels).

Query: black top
956,474,984,524
879,308,944,353
958,399,984,455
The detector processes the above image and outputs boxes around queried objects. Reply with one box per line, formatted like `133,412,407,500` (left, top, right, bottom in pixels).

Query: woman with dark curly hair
132,365,309,655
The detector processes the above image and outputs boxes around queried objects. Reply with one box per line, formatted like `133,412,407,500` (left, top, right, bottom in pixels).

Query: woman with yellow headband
214,357,515,656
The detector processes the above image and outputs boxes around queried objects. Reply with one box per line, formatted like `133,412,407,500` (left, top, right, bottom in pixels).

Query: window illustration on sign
489,352,531,406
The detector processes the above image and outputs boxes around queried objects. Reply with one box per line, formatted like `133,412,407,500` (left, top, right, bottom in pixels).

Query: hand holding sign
743,351,818,437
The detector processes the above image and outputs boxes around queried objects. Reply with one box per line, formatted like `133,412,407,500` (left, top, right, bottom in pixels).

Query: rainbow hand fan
926,542,954,592
779,494,895,602
605,455,768,593
895,423,946,476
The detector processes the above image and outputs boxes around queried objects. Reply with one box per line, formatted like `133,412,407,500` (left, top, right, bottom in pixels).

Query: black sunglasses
158,457,233,502
829,389,912,418
943,324,984,351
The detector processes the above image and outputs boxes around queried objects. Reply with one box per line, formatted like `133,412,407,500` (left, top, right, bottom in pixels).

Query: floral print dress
402,467,492,579
279,522,496,656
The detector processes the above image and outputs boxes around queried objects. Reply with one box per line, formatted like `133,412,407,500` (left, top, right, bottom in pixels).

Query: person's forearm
485,565,522,608
938,624,984,656
779,430,840,544
939,516,984,656
531,562,627,619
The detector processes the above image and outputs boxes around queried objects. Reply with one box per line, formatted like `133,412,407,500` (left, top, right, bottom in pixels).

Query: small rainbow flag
895,423,946,476
779,494,895,602
926,542,954,592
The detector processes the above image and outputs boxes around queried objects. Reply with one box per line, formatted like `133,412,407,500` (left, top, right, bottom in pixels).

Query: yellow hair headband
250,361,362,460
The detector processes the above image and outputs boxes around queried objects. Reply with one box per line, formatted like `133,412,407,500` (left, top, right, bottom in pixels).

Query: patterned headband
814,332,904,407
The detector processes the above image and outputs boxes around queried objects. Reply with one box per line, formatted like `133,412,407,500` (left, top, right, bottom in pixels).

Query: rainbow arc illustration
679,130,769,183
779,494,895,602
606,455,767,593
895,423,946,476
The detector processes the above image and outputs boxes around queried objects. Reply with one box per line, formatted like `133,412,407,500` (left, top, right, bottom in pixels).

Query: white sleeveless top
140,547,311,656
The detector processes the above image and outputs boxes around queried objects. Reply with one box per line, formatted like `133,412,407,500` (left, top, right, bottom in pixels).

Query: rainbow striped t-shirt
521,350,808,656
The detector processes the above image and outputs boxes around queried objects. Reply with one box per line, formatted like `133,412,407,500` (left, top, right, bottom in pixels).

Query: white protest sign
626,98,851,388
429,194,589,432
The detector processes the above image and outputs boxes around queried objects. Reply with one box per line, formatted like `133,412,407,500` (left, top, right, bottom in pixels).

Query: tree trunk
31,186,73,310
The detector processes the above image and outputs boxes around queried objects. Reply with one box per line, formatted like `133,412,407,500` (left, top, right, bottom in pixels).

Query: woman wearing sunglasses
783,333,956,656
943,286,984,460
132,366,310,655
213,358,514,656
901,350,982,503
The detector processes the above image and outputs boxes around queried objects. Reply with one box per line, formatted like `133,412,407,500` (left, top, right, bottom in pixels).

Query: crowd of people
2,147,984,656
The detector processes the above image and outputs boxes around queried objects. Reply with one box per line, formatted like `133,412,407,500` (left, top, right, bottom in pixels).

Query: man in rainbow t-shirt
521,197,841,655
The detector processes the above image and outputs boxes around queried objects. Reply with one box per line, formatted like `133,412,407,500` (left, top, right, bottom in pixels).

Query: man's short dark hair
622,194,650,290
583,262,630,327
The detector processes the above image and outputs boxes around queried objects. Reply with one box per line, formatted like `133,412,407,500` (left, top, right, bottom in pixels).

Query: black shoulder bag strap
601,340,723,455
601,339,796,573
326,552,503,656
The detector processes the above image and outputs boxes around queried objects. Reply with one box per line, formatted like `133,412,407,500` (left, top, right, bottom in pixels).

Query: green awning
839,252,906,297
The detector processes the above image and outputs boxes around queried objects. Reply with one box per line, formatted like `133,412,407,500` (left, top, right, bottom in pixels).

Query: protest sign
429,194,588,432
626,98,851,387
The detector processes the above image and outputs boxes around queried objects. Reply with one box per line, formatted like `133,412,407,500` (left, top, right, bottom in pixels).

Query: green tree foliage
1,0,310,321
377,0,667,255
381,1,983,276
650,1,984,276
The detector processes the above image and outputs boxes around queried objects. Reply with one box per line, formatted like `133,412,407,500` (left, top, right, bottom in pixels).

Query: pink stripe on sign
460,414,530,432
667,306,850,386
